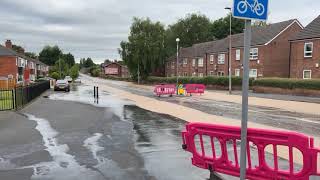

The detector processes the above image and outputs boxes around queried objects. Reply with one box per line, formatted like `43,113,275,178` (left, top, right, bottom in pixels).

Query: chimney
5,40,12,49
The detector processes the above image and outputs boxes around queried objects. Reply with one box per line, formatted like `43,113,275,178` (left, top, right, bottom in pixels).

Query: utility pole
225,7,232,94
176,38,180,85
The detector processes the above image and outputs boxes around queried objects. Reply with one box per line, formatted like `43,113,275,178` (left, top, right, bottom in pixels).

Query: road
0,75,319,179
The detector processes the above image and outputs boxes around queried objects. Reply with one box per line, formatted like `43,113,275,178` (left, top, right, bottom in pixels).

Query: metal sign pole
240,19,251,180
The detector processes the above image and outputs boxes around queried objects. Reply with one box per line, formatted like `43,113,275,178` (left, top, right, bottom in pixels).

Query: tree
165,14,213,56
12,44,25,54
25,52,38,59
210,14,245,39
53,58,69,79
39,45,62,66
119,17,166,80
70,64,79,80
50,72,60,80
84,58,94,68
62,53,75,67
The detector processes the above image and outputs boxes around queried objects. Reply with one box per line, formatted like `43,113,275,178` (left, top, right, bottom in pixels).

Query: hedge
253,78,320,90
102,75,132,82
146,76,253,87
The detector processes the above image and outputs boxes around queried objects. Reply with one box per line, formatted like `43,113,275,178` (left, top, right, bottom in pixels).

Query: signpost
232,0,269,179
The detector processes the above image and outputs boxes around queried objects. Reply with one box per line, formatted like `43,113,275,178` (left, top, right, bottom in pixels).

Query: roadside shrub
91,68,101,77
50,72,60,80
102,75,132,82
253,78,320,90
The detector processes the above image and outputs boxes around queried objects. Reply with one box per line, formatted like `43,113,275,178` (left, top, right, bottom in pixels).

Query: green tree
39,45,62,66
12,44,25,54
54,58,69,79
70,64,79,80
165,13,213,56
62,53,75,67
84,58,94,68
50,72,60,80
210,14,245,39
119,17,166,80
25,52,38,59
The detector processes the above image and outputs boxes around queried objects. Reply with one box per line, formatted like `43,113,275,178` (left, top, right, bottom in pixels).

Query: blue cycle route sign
233,0,269,21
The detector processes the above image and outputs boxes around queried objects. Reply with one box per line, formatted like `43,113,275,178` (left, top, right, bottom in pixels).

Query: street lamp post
225,7,232,94
176,38,180,85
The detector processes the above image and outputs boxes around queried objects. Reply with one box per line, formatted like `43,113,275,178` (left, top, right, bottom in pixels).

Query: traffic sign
233,0,269,21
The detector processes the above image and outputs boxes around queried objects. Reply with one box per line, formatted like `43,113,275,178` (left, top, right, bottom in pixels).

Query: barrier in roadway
181,123,320,180
154,84,176,97
185,84,205,96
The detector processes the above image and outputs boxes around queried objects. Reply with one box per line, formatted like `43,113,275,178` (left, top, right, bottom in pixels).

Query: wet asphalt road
0,84,220,180
90,76,320,137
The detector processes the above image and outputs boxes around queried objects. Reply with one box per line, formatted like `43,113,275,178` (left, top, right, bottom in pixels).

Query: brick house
0,40,49,87
102,62,129,78
165,19,303,79
290,15,320,79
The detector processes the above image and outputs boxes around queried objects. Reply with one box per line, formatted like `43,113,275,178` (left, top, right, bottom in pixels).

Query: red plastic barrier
154,84,176,97
182,123,320,180
185,84,205,95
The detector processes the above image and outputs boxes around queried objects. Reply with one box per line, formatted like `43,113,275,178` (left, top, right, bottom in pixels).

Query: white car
74,78,81,83
65,76,72,83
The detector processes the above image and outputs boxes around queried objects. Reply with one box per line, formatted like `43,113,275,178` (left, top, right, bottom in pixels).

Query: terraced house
165,19,303,79
290,15,320,79
0,40,49,88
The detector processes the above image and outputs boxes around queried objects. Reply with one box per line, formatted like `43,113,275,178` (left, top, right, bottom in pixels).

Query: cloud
0,0,318,64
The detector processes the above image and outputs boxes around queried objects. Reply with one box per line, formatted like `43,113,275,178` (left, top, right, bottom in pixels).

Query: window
183,58,188,67
304,42,313,58
192,72,197,77
183,72,188,77
218,54,225,64
210,55,214,64
218,71,225,76
199,73,204,77
249,69,258,78
171,62,175,69
198,58,204,67
209,71,214,76
303,70,312,79
235,69,240,77
192,59,196,67
167,62,170,68
250,48,258,60
236,49,241,61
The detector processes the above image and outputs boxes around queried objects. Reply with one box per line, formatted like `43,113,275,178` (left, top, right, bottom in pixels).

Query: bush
102,75,132,82
91,68,101,77
50,72,60,80
146,76,252,86
253,78,320,90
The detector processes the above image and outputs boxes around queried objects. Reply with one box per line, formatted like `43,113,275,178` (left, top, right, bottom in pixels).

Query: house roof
0,45,47,66
291,15,320,41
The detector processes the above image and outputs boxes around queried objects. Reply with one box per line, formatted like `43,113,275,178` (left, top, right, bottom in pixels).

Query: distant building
0,40,49,88
102,61,129,78
290,15,320,79
165,19,303,79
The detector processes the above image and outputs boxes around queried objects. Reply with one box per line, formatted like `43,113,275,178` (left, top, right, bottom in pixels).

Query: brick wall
0,56,17,79
290,39,320,79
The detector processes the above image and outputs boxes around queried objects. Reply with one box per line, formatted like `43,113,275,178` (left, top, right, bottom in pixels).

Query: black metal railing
0,81,50,111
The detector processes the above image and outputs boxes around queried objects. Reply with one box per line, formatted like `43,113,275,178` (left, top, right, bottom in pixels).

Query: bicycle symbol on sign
237,0,265,16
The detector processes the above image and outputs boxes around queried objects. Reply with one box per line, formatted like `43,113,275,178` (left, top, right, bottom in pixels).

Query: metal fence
0,81,50,111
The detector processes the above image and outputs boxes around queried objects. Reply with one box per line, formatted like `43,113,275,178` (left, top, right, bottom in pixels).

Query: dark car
54,80,70,92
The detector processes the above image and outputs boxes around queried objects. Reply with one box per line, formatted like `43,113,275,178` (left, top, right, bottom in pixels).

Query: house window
218,54,225,64
192,72,197,77
235,69,240,77
199,73,204,77
218,71,225,76
171,62,175,69
304,42,313,58
183,72,188,77
249,69,258,78
250,48,258,60
167,62,170,68
209,71,214,76
236,49,241,61
210,55,214,64
183,58,188,66
192,59,196,67
303,70,312,79
198,58,204,67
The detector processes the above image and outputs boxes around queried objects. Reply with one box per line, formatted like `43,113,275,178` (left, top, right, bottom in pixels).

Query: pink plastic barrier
154,84,176,97
182,123,320,180
185,84,205,95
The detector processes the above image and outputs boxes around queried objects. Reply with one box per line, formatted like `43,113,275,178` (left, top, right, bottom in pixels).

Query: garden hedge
252,78,320,90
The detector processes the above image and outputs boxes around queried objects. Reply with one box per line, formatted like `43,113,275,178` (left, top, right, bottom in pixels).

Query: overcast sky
0,0,319,64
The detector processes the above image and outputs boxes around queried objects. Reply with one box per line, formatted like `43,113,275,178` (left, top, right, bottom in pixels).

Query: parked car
74,78,81,83
54,80,70,92
65,76,72,83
